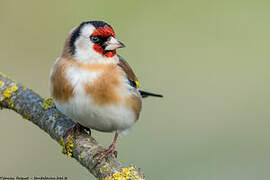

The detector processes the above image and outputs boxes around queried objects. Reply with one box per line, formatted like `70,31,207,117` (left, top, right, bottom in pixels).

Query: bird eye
90,36,100,43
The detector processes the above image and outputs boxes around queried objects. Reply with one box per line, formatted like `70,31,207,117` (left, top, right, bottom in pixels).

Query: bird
49,21,162,160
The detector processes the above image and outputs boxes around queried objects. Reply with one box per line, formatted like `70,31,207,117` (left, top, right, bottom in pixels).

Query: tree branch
0,72,144,180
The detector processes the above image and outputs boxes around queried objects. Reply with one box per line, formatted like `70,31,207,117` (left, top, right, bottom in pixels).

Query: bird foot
94,144,118,163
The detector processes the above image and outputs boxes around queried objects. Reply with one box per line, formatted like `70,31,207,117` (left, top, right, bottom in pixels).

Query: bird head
64,21,125,62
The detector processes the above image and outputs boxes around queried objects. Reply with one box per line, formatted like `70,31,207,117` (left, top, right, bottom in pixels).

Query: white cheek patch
75,36,91,51
74,35,99,62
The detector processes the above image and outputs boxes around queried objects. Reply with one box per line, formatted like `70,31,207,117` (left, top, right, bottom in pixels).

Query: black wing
139,90,163,98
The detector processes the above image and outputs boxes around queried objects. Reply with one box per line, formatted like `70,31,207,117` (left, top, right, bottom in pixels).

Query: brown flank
50,58,74,102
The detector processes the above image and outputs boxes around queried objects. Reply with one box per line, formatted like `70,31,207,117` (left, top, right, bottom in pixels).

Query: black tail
139,90,163,98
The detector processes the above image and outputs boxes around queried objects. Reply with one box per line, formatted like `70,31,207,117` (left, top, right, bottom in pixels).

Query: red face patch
104,50,116,57
93,44,116,57
93,44,104,54
91,26,115,37
91,26,116,58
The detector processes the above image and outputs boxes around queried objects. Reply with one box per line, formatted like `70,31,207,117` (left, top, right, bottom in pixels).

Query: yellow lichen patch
59,135,74,157
2,85,18,99
99,162,110,174
103,166,145,180
41,97,54,110
22,113,30,120
55,113,60,119
80,152,86,159
7,99,15,109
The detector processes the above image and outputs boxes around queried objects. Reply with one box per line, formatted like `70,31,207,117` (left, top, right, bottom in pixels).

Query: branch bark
0,72,144,180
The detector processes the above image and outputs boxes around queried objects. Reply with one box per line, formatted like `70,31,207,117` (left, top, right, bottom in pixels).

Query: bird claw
94,145,118,164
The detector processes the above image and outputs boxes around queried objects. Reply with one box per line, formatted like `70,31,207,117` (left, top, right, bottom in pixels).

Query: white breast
54,64,136,133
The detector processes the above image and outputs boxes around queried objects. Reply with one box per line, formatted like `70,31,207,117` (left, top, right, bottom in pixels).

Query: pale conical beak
104,37,126,50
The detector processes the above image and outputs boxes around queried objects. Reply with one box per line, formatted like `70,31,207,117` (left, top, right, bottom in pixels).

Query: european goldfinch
49,21,162,159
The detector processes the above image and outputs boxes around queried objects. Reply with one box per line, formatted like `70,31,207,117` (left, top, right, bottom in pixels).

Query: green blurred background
1,0,270,179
